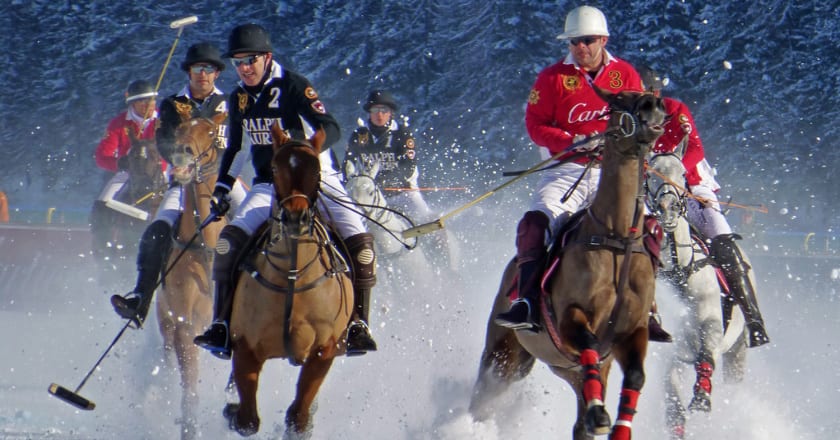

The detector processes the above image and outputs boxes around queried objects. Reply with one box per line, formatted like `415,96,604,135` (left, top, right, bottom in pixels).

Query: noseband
172,118,220,181
645,155,688,232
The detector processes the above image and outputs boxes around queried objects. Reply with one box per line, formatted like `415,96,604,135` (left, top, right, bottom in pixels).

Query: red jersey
93,110,159,172
525,52,642,164
652,97,706,186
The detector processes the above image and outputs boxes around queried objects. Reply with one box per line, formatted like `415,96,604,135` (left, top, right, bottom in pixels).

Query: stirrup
346,321,378,356
194,321,232,360
494,299,540,332
648,313,673,343
111,292,145,329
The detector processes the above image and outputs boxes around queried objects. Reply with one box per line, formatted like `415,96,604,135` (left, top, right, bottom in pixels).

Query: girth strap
239,259,333,294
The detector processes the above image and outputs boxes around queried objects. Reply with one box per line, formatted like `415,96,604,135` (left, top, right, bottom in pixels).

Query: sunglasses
230,54,263,68
569,36,601,46
370,106,392,114
189,64,217,74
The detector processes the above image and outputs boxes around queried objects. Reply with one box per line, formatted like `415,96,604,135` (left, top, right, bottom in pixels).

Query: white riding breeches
687,184,732,239
230,171,367,238
96,171,129,201
318,166,368,238
154,179,247,227
531,162,601,236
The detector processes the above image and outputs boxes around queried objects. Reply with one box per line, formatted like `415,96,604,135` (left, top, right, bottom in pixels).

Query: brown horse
470,89,666,440
223,125,354,437
153,113,227,439
91,132,165,285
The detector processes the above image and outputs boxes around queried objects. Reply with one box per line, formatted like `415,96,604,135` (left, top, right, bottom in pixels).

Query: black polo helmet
125,79,157,103
224,23,273,57
638,65,669,92
362,90,399,112
181,42,225,72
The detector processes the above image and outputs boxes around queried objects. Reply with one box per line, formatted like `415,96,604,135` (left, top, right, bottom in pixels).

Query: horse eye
185,147,194,155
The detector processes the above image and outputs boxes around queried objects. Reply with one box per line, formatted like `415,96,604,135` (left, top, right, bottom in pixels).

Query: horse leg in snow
561,306,612,437
285,348,336,434
469,261,535,421
605,328,647,440
664,358,687,440
226,347,263,436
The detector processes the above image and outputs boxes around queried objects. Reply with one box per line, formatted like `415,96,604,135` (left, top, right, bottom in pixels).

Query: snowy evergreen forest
1,0,838,232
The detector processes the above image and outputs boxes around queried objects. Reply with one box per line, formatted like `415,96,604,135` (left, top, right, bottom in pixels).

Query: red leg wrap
610,388,640,440
580,349,603,404
694,361,713,394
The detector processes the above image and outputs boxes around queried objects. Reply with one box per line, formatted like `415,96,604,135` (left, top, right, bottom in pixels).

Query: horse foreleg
173,322,201,439
468,326,535,421
687,359,713,413
285,346,336,435
559,306,611,437
664,358,687,440
609,328,648,440
227,347,263,436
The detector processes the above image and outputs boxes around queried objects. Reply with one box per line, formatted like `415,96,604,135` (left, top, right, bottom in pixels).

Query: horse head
344,158,382,213
170,112,226,185
270,123,322,231
124,130,165,201
594,87,667,159
646,149,689,233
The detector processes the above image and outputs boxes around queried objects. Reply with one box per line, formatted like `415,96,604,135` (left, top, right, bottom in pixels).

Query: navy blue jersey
156,85,229,164
216,61,340,191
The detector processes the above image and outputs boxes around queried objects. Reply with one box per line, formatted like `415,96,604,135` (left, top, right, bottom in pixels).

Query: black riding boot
110,220,172,327
89,200,111,262
494,210,549,331
648,301,673,343
344,232,378,356
194,226,251,359
711,233,770,347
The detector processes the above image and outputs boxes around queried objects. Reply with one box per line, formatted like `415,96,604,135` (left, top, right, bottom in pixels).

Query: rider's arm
215,93,244,193
525,69,576,154
155,98,180,165
94,115,127,172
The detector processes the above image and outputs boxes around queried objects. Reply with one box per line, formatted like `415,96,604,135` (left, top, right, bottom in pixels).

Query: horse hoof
223,403,260,436
584,404,612,436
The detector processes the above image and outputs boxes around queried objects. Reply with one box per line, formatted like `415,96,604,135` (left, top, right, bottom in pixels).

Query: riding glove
210,188,231,218
570,133,603,153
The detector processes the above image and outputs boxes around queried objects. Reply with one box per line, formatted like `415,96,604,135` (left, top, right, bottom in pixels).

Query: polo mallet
48,213,219,410
140,15,199,122
402,134,605,239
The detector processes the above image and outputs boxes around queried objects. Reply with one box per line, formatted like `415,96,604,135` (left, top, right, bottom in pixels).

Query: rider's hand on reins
570,133,603,153
210,187,231,220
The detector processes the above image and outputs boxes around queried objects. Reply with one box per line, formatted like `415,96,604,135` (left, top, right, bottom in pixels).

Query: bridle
171,117,221,183
644,153,688,233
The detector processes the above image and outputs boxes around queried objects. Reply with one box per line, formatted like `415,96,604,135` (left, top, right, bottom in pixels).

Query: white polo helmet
557,5,610,40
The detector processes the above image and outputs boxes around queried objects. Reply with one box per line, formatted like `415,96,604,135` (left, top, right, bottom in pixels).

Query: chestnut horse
223,125,354,437
153,113,227,439
645,151,748,439
470,89,666,440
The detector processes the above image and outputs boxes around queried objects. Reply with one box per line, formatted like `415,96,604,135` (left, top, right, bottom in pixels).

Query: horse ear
212,112,227,126
271,122,290,154
308,128,326,154
674,136,688,160
344,158,356,178
592,85,614,105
